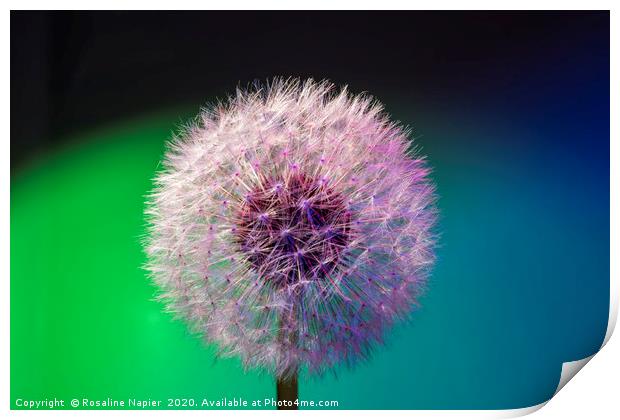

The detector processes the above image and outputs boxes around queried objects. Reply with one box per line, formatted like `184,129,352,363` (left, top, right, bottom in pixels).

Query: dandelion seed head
145,79,437,378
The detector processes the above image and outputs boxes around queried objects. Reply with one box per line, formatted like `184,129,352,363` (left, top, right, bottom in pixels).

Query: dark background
11,11,609,170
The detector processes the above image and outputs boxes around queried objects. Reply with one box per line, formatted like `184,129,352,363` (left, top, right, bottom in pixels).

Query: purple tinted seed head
144,78,437,379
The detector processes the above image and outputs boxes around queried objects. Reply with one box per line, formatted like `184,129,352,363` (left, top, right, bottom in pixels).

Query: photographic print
9,10,611,412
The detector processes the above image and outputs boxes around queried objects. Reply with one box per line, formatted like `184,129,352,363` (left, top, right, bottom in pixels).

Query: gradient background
11,11,610,409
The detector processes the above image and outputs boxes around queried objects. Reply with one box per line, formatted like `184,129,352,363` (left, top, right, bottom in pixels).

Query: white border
3,2,617,419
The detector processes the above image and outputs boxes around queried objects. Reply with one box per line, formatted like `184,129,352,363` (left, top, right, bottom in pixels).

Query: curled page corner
497,402,547,418
554,355,595,396
552,289,617,397
496,354,598,418
494,289,618,418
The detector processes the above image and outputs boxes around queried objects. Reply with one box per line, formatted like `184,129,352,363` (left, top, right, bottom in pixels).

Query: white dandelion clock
144,79,437,408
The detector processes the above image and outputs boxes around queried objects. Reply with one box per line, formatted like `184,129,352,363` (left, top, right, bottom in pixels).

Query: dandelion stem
276,304,298,410
276,371,298,410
